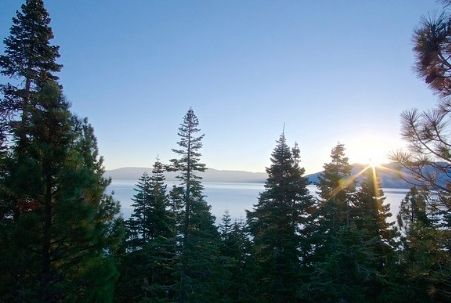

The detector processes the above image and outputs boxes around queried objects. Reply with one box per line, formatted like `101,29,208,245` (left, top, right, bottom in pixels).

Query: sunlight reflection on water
108,180,408,223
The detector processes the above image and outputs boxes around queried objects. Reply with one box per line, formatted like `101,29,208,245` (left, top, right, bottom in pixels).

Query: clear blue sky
0,0,442,173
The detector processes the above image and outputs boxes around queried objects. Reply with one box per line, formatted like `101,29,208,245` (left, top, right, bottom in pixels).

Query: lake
108,180,409,223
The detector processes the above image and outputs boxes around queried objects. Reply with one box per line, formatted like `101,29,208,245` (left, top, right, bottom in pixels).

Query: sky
0,0,444,173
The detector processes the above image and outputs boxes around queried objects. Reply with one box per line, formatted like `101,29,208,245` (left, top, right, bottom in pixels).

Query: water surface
108,180,408,223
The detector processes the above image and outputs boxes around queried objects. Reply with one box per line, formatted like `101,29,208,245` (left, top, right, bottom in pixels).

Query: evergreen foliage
306,225,376,303
0,2,121,302
0,81,122,302
0,0,62,149
395,188,451,302
0,1,450,302
170,109,222,302
247,133,313,303
397,187,430,234
306,144,367,302
390,2,451,301
352,168,398,301
116,161,176,302
127,161,173,250
219,213,256,303
310,144,356,260
354,168,397,263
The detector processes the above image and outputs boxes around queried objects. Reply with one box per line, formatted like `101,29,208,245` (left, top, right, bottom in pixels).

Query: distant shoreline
105,164,418,189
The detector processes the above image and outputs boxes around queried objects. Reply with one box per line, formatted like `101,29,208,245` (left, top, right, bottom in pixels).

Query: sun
368,157,384,168
345,133,391,167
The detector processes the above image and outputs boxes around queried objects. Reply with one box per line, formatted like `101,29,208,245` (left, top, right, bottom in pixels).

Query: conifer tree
127,172,153,250
247,133,313,303
116,161,176,302
170,108,221,302
397,187,430,235
394,188,451,302
389,2,451,300
0,81,121,302
169,184,185,241
218,213,256,303
354,168,397,265
306,144,371,302
0,3,122,301
310,144,356,261
0,0,62,148
126,162,172,250
391,0,451,230
352,168,398,301
305,225,376,303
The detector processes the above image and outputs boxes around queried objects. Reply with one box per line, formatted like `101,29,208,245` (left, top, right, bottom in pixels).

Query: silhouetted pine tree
352,168,398,302
309,144,356,262
116,161,176,302
306,225,376,303
247,133,313,303
219,213,256,303
127,172,153,250
305,144,373,302
0,81,122,302
0,0,63,243
0,0,62,149
393,188,451,302
354,168,397,264
170,108,221,302
398,187,430,235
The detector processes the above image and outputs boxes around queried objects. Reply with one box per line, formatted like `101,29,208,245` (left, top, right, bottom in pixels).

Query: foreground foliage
0,1,449,303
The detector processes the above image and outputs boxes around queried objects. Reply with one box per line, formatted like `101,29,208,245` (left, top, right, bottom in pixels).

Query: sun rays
328,165,371,198
327,162,404,200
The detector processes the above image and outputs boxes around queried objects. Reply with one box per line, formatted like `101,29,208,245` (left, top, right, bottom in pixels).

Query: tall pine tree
218,213,256,303
394,187,451,302
397,187,429,235
309,144,356,264
0,81,122,302
247,133,313,303
116,161,176,302
306,144,373,302
0,0,62,149
0,2,122,301
352,167,398,302
170,108,222,302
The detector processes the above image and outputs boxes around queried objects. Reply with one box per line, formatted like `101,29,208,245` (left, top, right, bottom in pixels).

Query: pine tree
127,172,153,250
397,187,430,235
247,133,313,303
305,144,371,302
310,144,356,262
352,167,398,301
393,188,451,302
354,168,397,264
170,108,221,302
127,162,173,250
305,225,376,303
116,161,176,302
389,2,451,300
0,81,122,302
0,0,62,149
219,213,257,303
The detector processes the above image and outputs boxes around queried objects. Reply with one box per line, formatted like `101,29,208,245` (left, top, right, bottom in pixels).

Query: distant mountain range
306,163,410,189
105,163,446,189
105,167,267,183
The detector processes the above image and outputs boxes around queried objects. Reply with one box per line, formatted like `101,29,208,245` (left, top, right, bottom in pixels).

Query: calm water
108,180,408,223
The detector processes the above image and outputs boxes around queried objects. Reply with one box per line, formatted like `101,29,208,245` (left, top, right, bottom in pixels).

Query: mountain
104,167,267,183
305,162,449,189
105,163,446,189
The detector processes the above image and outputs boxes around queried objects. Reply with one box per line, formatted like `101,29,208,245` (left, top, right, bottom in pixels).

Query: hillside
105,167,267,183
105,163,416,188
